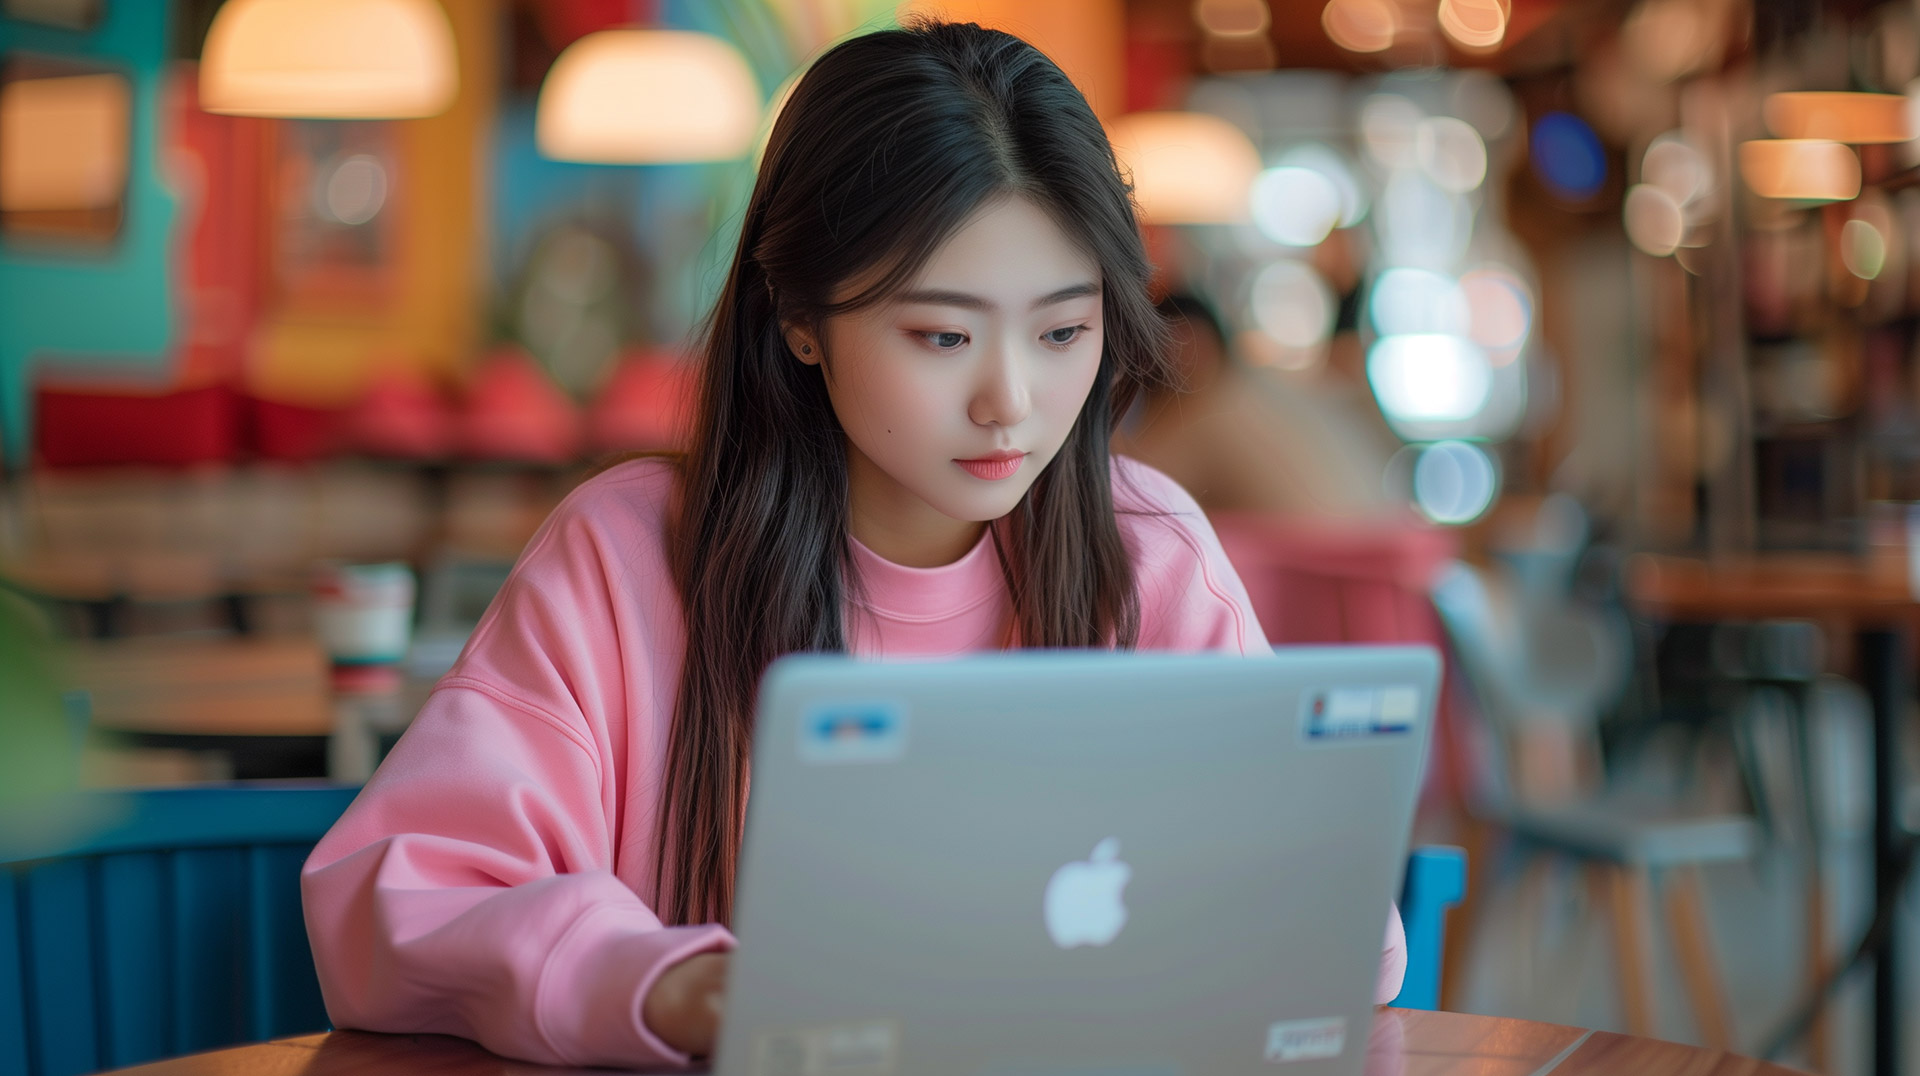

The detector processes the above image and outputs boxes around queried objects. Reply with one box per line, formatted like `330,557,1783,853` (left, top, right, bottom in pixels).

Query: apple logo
1043,837,1131,948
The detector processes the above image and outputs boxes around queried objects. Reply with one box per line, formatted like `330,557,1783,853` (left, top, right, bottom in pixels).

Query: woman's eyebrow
895,281,1102,312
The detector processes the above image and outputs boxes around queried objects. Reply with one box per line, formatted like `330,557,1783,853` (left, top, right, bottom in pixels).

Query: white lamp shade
1107,111,1260,225
536,30,761,164
199,0,458,119
1739,139,1861,201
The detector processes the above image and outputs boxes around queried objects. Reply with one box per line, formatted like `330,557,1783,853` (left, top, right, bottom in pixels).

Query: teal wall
0,1,182,466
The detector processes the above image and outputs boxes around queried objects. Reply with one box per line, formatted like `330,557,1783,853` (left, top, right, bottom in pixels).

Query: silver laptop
716,647,1437,1076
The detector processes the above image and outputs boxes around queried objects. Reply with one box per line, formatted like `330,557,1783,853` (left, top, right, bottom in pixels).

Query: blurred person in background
1119,293,1403,521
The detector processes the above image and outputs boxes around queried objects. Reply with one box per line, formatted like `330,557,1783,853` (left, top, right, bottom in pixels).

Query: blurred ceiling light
0,73,128,211
539,30,760,163
1458,267,1531,364
1415,116,1488,193
1764,92,1912,143
1109,111,1261,224
1642,132,1710,206
1621,0,1717,82
1414,440,1499,524
1360,93,1424,170
1370,267,1469,337
1437,0,1508,52
1250,260,1336,355
1251,166,1342,246
199,0,457,118
1623,184,1685,256
1842,216,1889,279
1321,0,1397,53
1278,144,1368,226
1368,334,1494,423
1378,171,1472,267
1450,70,1516,141
1739,139,1860,201
1194,0,1271,36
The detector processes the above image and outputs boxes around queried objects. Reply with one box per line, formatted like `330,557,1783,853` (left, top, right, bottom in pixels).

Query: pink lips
955,452,1027,481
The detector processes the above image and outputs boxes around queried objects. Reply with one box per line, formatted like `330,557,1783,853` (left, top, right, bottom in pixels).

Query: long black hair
657,19,1174,926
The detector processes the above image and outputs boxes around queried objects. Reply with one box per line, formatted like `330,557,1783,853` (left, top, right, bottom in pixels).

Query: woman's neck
846,448,987,568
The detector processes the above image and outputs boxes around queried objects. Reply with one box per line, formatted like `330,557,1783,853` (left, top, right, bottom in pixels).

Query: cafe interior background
3,0,1920,1072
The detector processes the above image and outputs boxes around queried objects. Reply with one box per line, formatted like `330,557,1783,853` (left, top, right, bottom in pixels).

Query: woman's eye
1044,325,1088,347
924,331,967,349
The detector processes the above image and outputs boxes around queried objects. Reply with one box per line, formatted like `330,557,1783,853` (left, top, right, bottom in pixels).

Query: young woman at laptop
301,21,1405,1069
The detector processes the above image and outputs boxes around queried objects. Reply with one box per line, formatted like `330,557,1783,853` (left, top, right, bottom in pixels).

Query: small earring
801,345,812,355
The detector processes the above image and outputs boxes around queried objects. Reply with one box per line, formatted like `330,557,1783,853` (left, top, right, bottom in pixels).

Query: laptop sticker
1300,686,1417,742
798,702,909,764
753,1019,899,1076
1264,1017,1347,1063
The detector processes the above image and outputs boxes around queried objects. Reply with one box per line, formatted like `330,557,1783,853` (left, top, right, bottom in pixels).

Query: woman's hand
643,951,730,1057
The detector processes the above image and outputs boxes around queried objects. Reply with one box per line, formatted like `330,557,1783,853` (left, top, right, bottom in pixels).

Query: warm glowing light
1764,92,1913,144
1459,267,1532,364
1739,139,1861,201
1842,217,1888,279
1642,133,1710,205
1194,0,1271,37
1416,116,1488,193
1621,0,1717,82
1250,167,1341,246
1250,260,1336,350
1322,0,1397,53
1414,441,1499,524
1438,0,1508,51
199,0,457,118
0,73,128,211
538,30,761,163
1109,111,1260,224
1624,184,1685,256
1368,335,1494,423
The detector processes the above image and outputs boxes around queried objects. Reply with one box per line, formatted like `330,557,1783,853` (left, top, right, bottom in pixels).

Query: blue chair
0,783,358,1076
1392,845,1468,1010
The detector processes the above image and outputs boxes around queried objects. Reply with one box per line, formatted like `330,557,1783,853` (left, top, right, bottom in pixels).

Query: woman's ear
782,325,822,366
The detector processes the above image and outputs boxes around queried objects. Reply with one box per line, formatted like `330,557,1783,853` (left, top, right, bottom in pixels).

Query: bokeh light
1459,267,1532,364
1621,0,1718,83
1250,260,1337,353
321,154,389,225
1416,116,1488,193
1278,143,1368,227
1321,0,1398,53
1108,111,1262,224
1367,334,1495,423
1450,70,1516,141
1377,171,1472,267
1413,441,1500,524
1438,0,1509,51
1842,217,1888,279
1360,94,1424,171
1370,267,1469,337
1250,166,1342,247
1739,139,1860,202
1623,184,1684,256
1529,112,1606,201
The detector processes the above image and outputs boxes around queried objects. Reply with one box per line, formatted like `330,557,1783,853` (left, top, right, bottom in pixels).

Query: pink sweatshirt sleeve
1113,456,1409,1007
301,467,731,1069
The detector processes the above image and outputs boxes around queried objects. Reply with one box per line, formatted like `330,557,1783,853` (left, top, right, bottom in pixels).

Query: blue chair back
1391,845,1468,1010
0,784,357,1076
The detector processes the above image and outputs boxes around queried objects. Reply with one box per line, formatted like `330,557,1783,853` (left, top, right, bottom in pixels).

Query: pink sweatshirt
301,456,1407,1069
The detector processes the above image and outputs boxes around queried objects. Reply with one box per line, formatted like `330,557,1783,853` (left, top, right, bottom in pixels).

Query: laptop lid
717,647,1437,1076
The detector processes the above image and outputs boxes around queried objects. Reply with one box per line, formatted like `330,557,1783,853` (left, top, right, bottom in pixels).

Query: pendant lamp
199,0,458,119
1107,111,1260,225
536,30,760,164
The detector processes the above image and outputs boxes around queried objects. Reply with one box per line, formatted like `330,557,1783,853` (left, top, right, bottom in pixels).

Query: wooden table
99,1010,1808,1076
1629,553,1916,1076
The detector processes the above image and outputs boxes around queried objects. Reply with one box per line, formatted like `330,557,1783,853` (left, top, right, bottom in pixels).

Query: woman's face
792,195,1106,566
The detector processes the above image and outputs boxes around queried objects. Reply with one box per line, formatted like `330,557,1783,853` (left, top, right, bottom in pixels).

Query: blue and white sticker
1301,685,1418,741
798,702,909,764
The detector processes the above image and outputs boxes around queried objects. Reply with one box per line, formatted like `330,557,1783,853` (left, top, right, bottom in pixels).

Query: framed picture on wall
267,118,401,312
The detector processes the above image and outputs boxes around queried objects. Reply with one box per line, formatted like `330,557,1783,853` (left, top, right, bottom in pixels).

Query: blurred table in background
1629,553,1916,1076
94,1010,1813,1076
